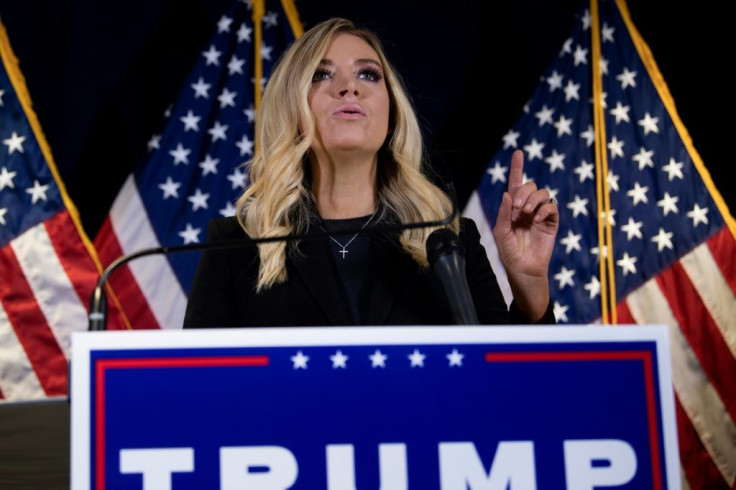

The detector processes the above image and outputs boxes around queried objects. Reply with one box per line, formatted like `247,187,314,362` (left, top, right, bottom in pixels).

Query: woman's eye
312,69,332,82
357,68,382,82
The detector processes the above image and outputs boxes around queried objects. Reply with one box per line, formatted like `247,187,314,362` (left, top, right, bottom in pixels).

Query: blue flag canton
476,2,724,324
0,64,64,248
133,1,296,292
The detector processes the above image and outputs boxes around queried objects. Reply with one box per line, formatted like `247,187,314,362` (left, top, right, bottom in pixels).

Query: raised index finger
508,149,525,194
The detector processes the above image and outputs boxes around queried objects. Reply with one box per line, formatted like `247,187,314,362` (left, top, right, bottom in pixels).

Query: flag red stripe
675,396,729,489
94,216,161,330
0,243,68,396
708,227,736,296
657,262,736,420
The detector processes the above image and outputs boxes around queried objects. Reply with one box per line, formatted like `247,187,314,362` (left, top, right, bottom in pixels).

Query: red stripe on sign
486,350,663,490
0,243,68,396
94,216,161,330
93,355,269,489
657,261,736,421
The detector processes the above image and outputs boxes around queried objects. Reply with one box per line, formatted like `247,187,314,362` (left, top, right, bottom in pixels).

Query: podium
70,325,680,489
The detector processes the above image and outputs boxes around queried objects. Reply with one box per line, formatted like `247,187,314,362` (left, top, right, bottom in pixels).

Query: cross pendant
339,247,349,258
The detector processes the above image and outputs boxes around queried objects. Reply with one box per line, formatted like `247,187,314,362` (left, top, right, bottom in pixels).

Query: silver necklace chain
321,210,378,259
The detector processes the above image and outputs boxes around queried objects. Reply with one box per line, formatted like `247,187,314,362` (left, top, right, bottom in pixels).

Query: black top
182,216,556,328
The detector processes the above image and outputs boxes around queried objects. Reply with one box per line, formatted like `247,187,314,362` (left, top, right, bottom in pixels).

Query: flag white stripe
463,191,512,306
627,279,736,486
680,242,736,357
10,223,87,356
0,301,45,401
109,175,187,329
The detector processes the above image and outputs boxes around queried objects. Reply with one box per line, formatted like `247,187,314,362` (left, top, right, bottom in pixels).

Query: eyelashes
311,66,384,83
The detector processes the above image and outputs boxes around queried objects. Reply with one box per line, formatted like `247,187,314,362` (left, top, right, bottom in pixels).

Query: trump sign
70,325,680,489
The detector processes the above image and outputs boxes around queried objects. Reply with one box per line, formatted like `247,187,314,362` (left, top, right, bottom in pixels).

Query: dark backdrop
0,1,730,238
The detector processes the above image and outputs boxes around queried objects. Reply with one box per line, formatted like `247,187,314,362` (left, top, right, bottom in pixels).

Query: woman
182,18,558,328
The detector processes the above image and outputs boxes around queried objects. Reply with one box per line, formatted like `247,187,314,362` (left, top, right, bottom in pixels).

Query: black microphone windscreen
426,228,464,265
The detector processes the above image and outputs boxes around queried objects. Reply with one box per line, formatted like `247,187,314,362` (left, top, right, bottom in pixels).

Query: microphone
425,228,479,325
88,184,461,331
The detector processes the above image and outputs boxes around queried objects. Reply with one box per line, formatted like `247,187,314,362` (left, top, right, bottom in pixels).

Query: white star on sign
446,349,464,367
291,351,309,369
408,349,426,367
330,350,348,369
369,349,387,368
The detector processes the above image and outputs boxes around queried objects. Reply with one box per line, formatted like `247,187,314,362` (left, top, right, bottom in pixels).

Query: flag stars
544,150,566,173
191,77,211,99
609,102,631,124
187,189,210,211
0,89,4,106
179,223,201,244
244,104,256,123
627,182,649,205
218,88,237,108
227,167,246,189
208,121,229,141
260,43,274,62
599,57,609,76
546,70,563,92
584,276,601,300
534,105,555,126
502,129,520,149
180,110,201,131
560,230,583,253
219,201,237,217
616,252,638,276
572,44,588,66
563,79,581,101
523,139,545,161
580,125,595,146
599,208,616,226
651,228,674,252
0,166,17,190
370,349,387,368
3,131,26,154
236,134,254,156
217,15,233,33
553,301,569,323
621,217,644,240
486,161,507,184
616,67,637,89
262,11,279,28
657,192,679,216
607,136,625,159
26,180,49,204
662,158,684,181
581,10,591,30
147,134,161,151
227,55,246,75
589,91,608,109
601,22,615,43
554,266,575,289
567,195,589,218
632,147,654,170
0,207,7,226
169,143,191,165
158,177,181,199
638,113,659,135
559,38,573,57
573,160,594,183
687,204,709,226
291,351,309,369
408,349,426,367
607,170,620,192
237,24,253,43
330,350,348,369
553,115,573,137
446,349,464,367
202,45,222,65
199,154,219,175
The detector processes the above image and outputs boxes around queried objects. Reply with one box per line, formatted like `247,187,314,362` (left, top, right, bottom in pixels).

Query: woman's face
307,33,390,161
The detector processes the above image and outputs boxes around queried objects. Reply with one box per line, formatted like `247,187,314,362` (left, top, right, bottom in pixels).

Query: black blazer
182,216,554,328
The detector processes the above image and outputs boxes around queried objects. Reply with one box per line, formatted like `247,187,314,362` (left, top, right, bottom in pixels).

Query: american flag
463,0,736,487
0,19,115,401
94,0,301,330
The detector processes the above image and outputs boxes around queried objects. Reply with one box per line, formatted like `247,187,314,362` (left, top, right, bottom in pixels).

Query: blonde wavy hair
236,17,459,291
